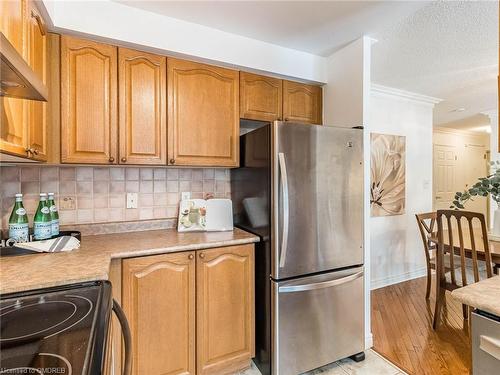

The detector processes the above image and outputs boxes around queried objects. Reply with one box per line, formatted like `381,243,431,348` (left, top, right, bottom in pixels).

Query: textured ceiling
115,1,427,56
116,0,498,127
371,1,498,127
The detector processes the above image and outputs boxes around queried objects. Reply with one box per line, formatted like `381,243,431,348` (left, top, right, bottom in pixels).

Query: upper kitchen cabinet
240,72,282,122
0,0,26,56
118,48,166,165
283,80,323,125
167,58,239,167
26,0,47,161
0,0,28,158
61,36,118,164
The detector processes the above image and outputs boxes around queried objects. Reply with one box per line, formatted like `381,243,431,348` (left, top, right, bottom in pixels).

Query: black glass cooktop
0,281,112,375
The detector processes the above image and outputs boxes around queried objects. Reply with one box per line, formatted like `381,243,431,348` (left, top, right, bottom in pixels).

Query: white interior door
463,144,488,218
433,144,458,210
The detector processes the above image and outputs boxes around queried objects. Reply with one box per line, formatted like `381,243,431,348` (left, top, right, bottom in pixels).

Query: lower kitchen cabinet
196,245,255,375
122,251,196,375
120,244,254,375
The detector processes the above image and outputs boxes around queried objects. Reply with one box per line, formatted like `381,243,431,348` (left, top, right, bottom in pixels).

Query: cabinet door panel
167,58,239,167
123,252,195,375
0,0,28,157
27,0,47,161
0,0,26,56
240,72,282,122
61,36,117,164
283,80,322,125
119,48,166,165
196,245,254,375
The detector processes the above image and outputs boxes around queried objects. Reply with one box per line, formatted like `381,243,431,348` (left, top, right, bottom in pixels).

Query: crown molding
371,83,442,106
481,109,498,119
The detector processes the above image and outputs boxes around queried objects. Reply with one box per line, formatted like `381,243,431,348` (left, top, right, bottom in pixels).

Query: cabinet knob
108,156,115,163
169,158,176,165
199,252,205,259
121,157,127,163
188,254,194,260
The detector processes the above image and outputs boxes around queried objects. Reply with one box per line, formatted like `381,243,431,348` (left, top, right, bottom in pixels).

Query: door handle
278,152,289,268
480,335,500,360
112,299,132,375
278,271,364,293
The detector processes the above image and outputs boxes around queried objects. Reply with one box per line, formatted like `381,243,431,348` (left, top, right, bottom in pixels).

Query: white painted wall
323,37,373,349
368,88,435,290
40,0,326,83
323,38,373,128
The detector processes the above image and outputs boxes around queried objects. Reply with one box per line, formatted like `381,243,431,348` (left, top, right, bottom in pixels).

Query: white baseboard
365,332,373,349
370,267,427,290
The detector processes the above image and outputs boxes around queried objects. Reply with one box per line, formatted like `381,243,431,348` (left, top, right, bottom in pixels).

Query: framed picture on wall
370,133,406,217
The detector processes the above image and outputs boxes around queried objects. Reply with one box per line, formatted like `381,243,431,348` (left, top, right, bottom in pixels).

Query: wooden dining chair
416,212,438,299
433,210,494,330
415,212,461,300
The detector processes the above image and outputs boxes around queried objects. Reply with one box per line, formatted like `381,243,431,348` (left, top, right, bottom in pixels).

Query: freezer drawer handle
278,271,364,293
480,335,500,360
278,152,290,268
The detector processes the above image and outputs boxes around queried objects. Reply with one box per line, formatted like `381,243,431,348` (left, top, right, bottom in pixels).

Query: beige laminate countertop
0,228,259,295
451,275,500,317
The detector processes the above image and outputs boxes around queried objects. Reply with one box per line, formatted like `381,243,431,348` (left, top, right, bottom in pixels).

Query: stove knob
38,296,46,304
14,300,21,309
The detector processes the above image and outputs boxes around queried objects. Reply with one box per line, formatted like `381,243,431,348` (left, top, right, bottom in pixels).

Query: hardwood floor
371,276,471,375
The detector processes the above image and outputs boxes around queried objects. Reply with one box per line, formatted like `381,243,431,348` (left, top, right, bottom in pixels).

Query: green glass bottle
8,193,29,242
34,193,52,240
47,192,59,237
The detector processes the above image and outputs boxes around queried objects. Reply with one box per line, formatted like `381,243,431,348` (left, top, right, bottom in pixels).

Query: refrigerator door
272,266,364,375
272,122,364,279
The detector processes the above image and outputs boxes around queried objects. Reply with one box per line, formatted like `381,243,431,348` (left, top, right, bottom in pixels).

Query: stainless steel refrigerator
232,121,365,375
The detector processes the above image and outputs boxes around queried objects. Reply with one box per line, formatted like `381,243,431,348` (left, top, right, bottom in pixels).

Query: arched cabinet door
283,80,323,125
167,58,239,167
61,36,118,164
196,245,255,375
240,71,282,122
27,0,48,161
118,48,166,165
122,251,196,375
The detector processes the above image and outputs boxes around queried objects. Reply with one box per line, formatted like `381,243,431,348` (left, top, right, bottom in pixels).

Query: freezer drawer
472,310,500,375
272,267,364,375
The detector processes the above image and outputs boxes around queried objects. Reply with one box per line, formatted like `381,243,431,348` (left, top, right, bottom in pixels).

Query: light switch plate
126,193,138,209
181,192,191,200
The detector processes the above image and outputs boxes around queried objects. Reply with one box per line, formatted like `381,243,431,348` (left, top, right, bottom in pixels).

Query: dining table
429,227,500,273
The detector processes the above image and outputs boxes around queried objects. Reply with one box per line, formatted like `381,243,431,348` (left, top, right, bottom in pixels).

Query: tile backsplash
0,166,231,230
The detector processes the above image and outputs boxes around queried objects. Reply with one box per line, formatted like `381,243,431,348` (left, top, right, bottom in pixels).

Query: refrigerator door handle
278,271,364,293
278,152,290,268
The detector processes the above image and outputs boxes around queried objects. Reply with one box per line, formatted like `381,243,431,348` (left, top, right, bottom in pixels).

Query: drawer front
272,267,364,375
472,311,500,375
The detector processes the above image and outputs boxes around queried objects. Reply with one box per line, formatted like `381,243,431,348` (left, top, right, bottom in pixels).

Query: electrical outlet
59,196,75,210
181,192,191,200
126,193,138,209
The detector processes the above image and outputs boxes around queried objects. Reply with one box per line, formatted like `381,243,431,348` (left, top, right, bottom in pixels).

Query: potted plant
451,161,500,234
